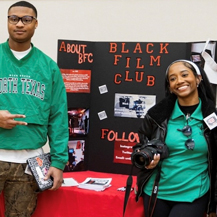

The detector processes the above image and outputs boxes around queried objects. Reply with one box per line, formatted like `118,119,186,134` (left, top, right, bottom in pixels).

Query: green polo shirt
144,99,209,202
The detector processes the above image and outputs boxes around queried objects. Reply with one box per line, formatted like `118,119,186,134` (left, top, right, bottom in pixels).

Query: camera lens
131,151,152,168
131,139,169,169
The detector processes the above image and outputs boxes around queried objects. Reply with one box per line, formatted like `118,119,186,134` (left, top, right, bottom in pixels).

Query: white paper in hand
201,39,217,84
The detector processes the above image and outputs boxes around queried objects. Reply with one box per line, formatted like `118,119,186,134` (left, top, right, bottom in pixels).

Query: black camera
131,139,169,169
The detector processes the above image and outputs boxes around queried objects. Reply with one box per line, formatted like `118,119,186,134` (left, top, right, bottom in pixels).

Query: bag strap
123,165,133,216
147,164,162,217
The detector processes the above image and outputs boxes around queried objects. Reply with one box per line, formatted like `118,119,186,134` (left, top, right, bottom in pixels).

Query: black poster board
57,40,215,175
57,40,94,171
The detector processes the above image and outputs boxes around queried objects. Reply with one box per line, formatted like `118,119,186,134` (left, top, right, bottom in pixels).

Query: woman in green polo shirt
135,60,217,217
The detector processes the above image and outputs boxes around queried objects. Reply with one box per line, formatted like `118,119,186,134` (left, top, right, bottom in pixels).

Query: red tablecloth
0,171,144,217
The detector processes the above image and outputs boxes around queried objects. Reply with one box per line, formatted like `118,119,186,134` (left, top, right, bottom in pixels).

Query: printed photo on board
114,93,156,118
64,140,85,172
68,108,89,138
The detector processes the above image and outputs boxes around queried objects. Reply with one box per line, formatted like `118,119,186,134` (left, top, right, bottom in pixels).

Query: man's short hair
8,1,37,17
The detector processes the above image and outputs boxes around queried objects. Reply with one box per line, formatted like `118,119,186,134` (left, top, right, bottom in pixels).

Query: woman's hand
145,154,160,169
207,212,217,217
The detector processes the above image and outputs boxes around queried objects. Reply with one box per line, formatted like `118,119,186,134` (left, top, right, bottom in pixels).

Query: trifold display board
57,40,216,175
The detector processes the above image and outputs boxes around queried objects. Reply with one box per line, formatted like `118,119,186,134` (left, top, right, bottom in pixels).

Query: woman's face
167,62,200,103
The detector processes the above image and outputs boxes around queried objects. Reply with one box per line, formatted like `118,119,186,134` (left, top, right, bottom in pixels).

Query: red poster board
113,141,136,165
61,69,91,93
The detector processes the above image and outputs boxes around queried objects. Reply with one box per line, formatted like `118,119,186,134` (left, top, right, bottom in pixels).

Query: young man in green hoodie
0,1,69,216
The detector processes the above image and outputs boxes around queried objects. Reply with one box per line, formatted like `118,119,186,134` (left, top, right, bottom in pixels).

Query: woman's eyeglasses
177,125,195,150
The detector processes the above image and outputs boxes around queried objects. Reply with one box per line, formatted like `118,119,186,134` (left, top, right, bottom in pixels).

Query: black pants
143,192,208,217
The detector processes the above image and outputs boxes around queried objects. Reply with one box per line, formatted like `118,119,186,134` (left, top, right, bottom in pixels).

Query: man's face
8,6,38,45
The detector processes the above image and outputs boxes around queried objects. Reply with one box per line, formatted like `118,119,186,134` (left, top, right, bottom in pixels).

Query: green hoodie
0,41,69,170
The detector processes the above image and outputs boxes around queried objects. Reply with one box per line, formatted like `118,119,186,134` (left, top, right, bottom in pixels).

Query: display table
0,170,144,217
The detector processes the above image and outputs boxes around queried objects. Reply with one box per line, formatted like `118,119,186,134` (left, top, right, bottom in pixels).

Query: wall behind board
0,0,217,61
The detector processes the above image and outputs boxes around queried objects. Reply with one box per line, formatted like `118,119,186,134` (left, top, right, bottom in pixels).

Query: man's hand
44,166,63,191
0,110,27,129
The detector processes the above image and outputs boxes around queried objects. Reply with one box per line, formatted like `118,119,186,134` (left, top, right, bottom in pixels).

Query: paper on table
62,178,79,187
78,177,112,191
